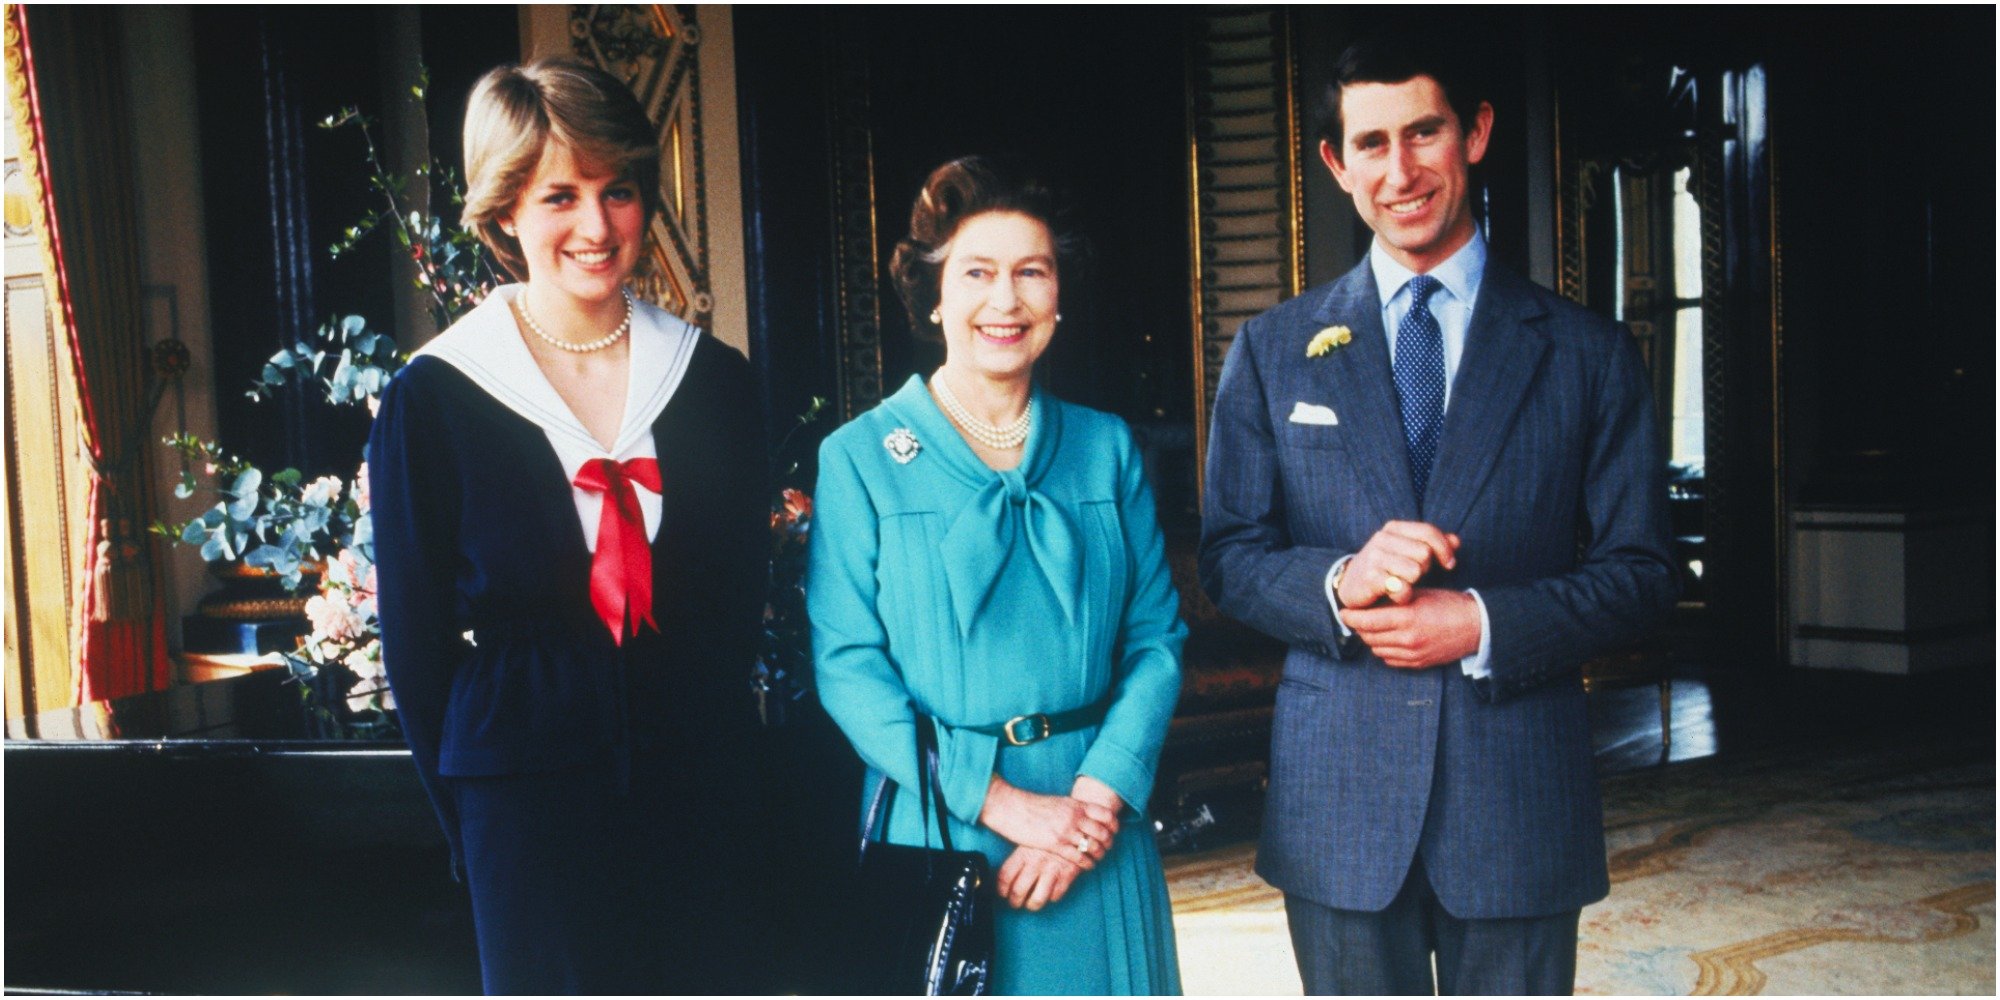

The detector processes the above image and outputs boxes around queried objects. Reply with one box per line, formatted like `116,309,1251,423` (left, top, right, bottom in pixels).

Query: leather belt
955,694,1113,747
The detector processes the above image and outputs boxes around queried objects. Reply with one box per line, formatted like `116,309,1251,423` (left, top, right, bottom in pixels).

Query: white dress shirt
1324,234,1495,678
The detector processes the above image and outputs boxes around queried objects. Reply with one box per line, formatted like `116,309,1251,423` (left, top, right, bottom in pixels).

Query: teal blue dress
809,375,1186,995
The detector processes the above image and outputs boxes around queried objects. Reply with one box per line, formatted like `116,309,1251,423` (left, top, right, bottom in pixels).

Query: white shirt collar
414,284,698,455
1369,228,1488,311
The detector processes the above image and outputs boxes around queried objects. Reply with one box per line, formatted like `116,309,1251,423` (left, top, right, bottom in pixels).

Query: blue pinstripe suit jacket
1198,258,1677,919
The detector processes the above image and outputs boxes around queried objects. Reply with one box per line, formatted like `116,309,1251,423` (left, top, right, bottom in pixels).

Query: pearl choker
932,371,1031,451
518,289,635,353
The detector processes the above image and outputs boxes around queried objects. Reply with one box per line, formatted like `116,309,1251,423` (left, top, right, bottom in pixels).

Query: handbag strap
857,709,958,861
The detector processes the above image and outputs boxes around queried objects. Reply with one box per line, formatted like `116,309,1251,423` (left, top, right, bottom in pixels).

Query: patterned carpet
1166,737,1995,995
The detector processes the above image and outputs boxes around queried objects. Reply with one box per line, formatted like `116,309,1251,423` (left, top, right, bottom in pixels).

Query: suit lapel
1312,267,1419,521
1422,265,1549,534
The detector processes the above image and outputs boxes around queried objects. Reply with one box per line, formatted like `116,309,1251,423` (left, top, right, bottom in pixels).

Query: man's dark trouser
1283,856,1580,995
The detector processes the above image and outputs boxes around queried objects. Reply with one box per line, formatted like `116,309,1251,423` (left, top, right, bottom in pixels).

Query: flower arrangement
157,82,495,737
292,529,395,736
160,433,364,591
1306,325,1354,358
753,396,826,728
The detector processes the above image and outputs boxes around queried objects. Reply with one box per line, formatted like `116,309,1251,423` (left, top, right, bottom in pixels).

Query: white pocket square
1289,401,1339,426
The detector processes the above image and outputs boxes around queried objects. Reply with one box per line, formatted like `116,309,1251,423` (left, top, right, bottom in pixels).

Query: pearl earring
929,309,941,325
1056,313,1063,322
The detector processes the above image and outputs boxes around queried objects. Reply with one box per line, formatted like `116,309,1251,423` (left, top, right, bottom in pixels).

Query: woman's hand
995,847,1083,911
979,776,1120,868
1069,775,1124,814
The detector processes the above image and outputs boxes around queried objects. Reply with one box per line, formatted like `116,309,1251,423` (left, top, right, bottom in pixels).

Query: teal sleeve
1076,426,1187,814
807,436,998,825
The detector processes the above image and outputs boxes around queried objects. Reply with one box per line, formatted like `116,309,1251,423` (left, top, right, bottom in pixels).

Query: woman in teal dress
809,157,1186,995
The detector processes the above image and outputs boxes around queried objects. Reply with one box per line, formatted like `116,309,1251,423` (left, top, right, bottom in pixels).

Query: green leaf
226,492,259,522
270,468,303,487
229,466,262,496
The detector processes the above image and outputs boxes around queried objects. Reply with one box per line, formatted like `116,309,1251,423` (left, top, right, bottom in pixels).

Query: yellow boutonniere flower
1306,325,1354,358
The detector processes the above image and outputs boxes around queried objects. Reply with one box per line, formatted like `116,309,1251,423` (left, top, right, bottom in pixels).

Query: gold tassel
88,517,149,623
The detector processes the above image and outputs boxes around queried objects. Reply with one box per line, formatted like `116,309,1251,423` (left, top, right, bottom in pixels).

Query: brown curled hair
890,156,1090,341
460,58,659,281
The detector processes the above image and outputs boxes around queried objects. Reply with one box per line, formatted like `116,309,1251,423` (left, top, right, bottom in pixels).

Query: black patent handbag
849,712,993,996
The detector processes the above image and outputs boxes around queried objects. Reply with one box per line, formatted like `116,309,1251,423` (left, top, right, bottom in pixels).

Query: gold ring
1383,573,1406,594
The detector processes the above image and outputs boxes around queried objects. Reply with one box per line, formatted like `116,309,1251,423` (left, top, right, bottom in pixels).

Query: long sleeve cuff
1324,555,1357,636
1077,741,1155,818
1459,588,1493,679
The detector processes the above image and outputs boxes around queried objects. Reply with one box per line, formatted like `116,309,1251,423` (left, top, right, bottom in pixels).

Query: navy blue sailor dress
370,287,771,994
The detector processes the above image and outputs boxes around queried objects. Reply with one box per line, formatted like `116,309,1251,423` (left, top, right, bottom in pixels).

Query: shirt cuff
1459,588,1493,679
1324,555,1356,637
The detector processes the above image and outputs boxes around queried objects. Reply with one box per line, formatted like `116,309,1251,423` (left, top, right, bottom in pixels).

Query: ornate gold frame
569,4,712,322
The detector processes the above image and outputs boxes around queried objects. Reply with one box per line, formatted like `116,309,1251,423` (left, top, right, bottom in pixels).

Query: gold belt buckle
1003,713,1052,746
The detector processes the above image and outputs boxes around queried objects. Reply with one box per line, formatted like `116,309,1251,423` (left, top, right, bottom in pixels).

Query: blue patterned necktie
1393,274,1447,502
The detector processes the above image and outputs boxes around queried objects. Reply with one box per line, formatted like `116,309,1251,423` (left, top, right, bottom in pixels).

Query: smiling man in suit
1197,32,1678,995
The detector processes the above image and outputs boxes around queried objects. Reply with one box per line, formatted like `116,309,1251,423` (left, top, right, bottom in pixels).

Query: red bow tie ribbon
574,457,662,645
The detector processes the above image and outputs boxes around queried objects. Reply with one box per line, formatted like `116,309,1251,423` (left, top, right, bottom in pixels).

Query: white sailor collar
413,284,700,454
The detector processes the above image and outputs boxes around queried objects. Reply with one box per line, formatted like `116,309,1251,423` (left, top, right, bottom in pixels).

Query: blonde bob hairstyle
460,58,660,281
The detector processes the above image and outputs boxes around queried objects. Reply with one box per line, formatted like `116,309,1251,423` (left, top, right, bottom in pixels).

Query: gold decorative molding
3,3,86,717
569,4,711,322
4,4,63,312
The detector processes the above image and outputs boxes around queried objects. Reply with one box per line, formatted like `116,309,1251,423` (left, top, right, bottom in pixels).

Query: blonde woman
371,59,767,993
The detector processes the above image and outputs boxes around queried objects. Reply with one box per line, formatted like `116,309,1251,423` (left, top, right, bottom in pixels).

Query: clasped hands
1336,520,1482,669
978,774,1122,911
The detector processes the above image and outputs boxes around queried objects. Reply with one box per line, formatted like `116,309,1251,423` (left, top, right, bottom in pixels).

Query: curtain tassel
89,517,148,623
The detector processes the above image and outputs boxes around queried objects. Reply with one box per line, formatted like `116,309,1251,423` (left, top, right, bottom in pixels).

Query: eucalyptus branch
770,396,827,483
318,87,497,330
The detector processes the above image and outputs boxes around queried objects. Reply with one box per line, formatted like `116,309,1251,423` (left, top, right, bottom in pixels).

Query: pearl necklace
518,289,635,353
932,371,1032,450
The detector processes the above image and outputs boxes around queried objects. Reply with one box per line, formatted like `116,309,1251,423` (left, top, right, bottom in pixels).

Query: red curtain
13,6,171,702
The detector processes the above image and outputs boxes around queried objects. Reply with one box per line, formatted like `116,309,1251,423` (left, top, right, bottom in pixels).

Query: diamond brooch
883,427,922,464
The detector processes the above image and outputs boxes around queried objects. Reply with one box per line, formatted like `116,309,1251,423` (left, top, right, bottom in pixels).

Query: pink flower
342,640,393,713
333,548,368,591
344,640,384,682
305,593,361,642
301,475,343,507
